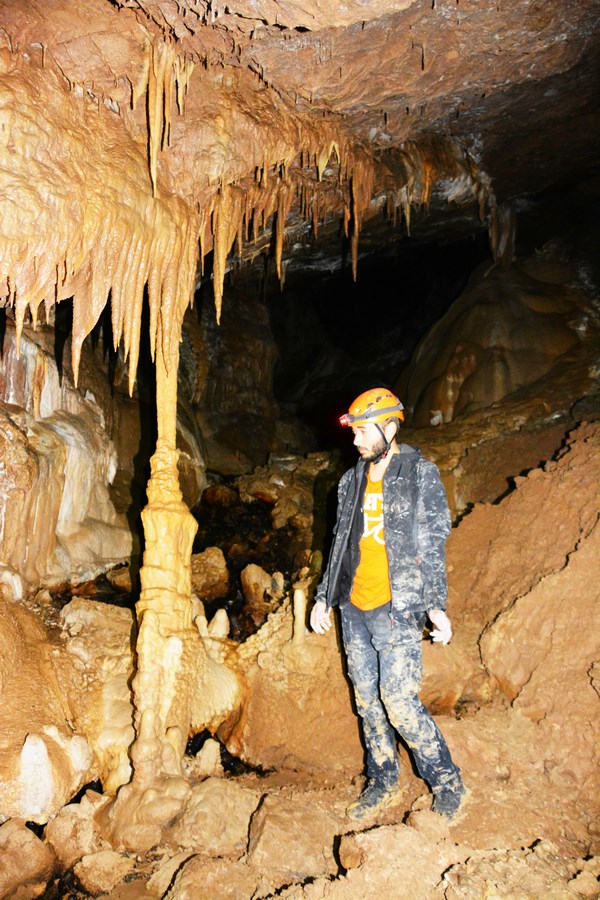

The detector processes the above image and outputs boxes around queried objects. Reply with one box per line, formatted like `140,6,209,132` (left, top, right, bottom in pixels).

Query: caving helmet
339,388,404,462
340,388,405,428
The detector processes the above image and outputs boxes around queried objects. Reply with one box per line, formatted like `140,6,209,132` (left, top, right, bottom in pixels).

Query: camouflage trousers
340,600,461,791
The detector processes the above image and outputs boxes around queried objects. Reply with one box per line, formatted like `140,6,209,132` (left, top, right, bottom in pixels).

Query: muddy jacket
315,445,451,613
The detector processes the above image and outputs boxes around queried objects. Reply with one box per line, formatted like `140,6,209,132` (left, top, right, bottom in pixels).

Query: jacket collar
353,443,418,482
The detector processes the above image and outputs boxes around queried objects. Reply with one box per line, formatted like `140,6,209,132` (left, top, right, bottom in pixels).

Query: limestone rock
0,326,131,590
206,607,231,639
190,547,230,601
240,563,272,606
146,851,196,898
98,774,193,854
44,789,111,872
0,565,24,602
191,737,224,778
434,422,600,709
443,840,581,899
397,261,585,427
165,855,265,900
226,609,363,777
247,794,339,879
240,563,283,628
236,452,333,547
170,776,261,856
0,819,56,900
17,729,93,825
334,820,466,899
568,857,600,898
480,514,600,800
73,849,136,896
105,564,132,592
200,484,239,508
0,596,95,823
60,598,136,792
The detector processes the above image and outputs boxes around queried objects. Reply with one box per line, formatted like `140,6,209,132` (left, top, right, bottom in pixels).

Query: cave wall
0,321,131,592
396,256,591,427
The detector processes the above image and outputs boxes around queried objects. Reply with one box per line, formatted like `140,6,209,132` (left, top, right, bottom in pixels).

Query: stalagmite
99,341,205,849
293,588,307,647
133,342,199,778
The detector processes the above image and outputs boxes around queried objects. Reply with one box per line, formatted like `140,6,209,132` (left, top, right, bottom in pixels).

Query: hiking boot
432,779,466,819
346,780,399,821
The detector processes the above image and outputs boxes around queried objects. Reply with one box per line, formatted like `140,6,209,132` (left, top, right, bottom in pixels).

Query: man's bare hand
428,608,452,645
310,600,333,634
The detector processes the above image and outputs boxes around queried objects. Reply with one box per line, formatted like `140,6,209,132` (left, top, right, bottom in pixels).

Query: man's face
351,423,386,461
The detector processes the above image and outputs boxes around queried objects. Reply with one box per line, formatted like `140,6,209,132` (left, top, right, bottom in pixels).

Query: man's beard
360,434,388,462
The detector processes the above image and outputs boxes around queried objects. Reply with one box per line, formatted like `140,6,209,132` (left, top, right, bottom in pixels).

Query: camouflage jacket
315,445,451,613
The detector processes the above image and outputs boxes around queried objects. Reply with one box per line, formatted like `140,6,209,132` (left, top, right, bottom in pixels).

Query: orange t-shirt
350,471,392,610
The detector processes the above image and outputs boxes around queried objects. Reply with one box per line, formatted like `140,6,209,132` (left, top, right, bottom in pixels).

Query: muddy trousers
340,600,461,792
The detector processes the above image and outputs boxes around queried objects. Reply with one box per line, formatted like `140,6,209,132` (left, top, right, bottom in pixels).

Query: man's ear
383,419,398,442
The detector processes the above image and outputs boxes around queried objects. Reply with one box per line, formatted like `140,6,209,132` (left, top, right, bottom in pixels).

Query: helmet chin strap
367,424,391,464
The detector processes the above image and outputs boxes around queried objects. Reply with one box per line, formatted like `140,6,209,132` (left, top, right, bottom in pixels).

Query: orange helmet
340,388,404,427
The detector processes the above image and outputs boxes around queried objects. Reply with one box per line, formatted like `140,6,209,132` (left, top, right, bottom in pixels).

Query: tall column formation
130,340,199,786
98,338,203,850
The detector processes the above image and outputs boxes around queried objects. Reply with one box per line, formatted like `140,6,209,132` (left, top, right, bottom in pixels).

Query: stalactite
146,39,194,197
3,47,493,407
0,51,205,394
401,186,412,235
420,159,434,209
212,184,243,323
132,42,151,111
312,194,320,239
350,178,359,282
316,141,340,181
199,211,208,276
343,204,351,239
348,156,373,283
275,180,294,284
173,54,194,115
147,41,169,197
488,195,515,266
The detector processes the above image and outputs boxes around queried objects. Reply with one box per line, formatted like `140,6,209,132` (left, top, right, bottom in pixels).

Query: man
310,388,465,820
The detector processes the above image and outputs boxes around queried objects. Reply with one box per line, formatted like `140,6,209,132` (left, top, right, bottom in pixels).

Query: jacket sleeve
416,458,451,611
314,472,351,607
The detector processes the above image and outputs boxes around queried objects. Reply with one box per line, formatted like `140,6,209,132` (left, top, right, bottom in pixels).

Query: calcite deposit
0,323,131,590
397,258,591,427
0,594,94,823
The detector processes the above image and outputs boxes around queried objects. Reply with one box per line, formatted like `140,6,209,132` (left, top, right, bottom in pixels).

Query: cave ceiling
1,0,599,377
